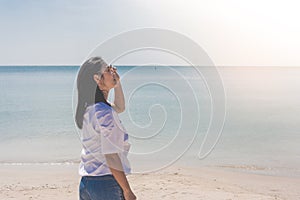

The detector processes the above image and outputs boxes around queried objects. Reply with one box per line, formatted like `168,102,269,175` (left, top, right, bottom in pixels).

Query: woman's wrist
123,187,133,193
114,81,121,88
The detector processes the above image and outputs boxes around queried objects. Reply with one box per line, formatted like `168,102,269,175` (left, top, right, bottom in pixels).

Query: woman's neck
101,89,109,100
98,85,109,100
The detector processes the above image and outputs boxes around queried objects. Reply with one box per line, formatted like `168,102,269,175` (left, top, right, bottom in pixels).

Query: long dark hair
75,57,111,129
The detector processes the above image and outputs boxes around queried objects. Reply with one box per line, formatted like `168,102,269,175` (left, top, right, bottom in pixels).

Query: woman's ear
93,74,99,84
94,74,106,90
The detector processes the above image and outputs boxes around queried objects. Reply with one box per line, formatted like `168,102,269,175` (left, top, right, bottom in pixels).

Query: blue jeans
79,175,125,200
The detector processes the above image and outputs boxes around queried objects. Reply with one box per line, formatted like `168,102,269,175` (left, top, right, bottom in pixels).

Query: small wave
214,164,300,178
0,160,80,166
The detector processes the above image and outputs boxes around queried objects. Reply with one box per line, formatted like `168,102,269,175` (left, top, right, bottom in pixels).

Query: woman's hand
123,190,137,200
109,65,125,113
109,65,120,86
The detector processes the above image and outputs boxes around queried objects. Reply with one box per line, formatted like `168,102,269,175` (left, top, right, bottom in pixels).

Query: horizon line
0,64,300,67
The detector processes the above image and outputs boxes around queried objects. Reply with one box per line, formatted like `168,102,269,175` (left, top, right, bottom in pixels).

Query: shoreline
0,164,299,199
0,161,298,178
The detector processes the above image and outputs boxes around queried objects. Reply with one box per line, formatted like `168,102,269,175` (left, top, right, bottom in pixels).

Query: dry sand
0,164,299,200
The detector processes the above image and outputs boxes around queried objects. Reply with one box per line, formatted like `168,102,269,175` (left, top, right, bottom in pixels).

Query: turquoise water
0,66,299,177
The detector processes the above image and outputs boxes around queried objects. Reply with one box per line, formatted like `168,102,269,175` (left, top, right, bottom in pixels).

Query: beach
0,66,300,199
0,164,299,200
2,0,300,198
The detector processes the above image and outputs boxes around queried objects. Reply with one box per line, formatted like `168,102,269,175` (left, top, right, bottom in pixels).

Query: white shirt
79,102,131,176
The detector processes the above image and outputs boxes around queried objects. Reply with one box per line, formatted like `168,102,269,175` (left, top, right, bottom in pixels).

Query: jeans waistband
82,174,114,181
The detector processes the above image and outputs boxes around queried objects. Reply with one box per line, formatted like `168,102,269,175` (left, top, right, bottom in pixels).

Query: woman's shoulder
85,102,112,114
93,102,115,124
94,102,112,111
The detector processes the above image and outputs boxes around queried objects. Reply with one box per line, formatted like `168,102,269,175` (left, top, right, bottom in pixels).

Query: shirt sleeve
95,106,124,154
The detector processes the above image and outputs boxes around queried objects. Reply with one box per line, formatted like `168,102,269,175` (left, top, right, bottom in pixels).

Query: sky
0,0,300,66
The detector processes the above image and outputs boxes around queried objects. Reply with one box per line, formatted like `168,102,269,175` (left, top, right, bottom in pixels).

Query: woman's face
94,65,118,91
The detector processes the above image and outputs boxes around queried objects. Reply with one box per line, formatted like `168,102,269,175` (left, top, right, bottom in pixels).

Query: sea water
0,66,299,177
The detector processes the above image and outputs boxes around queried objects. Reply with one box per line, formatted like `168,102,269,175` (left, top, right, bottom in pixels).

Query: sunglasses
104,65,117,74
97,65,117,78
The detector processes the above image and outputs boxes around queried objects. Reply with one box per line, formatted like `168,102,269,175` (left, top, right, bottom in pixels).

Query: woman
75,57,137,200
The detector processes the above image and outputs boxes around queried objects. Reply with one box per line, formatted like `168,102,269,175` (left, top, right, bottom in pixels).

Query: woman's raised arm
112,74,125,113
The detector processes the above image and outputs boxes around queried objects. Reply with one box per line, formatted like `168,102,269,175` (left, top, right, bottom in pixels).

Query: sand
0,164,299,200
